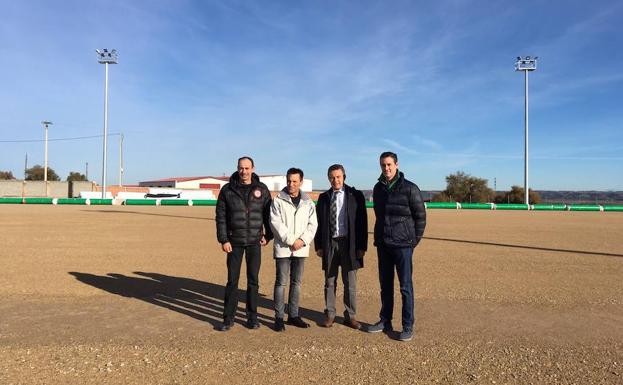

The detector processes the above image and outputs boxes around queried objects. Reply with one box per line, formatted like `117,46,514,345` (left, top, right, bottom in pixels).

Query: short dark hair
238,156,254,167
286,167,304,180
379,151,398,163
327,164,346,177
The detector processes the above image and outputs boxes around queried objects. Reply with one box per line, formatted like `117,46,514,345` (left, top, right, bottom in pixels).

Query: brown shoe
344,318,361,330
320,316,334,328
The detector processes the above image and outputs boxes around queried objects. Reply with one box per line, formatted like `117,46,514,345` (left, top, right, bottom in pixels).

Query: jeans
274,257,305,318
325,237,357,318
377,246,414,331
223,244,261,322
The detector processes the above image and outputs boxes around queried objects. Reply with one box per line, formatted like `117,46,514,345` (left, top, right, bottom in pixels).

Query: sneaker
246,319,260,329
366,320,392,333
287,316,310,328
218,320,234,332
398,329,413,341
274,317,285,332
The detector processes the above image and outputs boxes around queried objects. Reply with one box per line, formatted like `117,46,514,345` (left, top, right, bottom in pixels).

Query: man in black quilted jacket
216,156,273,331
367,151,426,342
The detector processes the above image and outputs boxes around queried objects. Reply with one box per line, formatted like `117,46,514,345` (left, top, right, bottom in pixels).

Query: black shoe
274,317,285,332
218,320,234,332
287,316,310,328
246,319,260,329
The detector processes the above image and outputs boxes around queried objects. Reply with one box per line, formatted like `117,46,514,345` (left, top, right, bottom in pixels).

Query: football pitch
1,206,622,384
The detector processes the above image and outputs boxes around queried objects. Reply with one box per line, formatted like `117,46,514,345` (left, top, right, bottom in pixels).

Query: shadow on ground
81,210,215,221
68,271,328,330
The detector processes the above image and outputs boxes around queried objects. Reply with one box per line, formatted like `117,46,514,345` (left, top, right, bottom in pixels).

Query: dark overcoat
314,184,368,271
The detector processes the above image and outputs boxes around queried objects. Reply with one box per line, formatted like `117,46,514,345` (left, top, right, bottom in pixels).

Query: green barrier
23,197,54,204
161,199,190,206
125,199,157,206
568,205,602,211
192,199,218,206
603,205,623,212
532,204,554,210
426,202,458,209
57,198,87,205
460,203,493,210
89,199,113,205
495,204,529,210
0,197,23,204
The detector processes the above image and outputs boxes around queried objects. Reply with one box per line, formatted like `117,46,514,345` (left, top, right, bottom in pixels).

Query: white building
139,175,312,192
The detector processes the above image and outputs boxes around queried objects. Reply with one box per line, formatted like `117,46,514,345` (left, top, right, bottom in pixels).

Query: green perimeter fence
1,197,623,212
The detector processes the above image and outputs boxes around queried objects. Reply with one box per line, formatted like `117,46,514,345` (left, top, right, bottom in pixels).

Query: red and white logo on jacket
253,189,262,198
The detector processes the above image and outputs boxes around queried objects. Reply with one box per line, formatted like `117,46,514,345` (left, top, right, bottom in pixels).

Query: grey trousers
325,238,357,318
274,257,305,319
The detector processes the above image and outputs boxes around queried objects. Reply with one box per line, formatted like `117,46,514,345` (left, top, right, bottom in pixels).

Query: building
139,175,313,192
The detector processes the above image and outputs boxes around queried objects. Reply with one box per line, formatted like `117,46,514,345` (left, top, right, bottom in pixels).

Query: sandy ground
1,205,622,385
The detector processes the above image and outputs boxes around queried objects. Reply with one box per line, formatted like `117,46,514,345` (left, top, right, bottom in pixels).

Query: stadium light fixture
515,55,538,204
96,49,118,199
41,121,53,183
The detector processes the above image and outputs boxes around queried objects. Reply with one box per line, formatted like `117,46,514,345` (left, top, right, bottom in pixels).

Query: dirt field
1,205,622,385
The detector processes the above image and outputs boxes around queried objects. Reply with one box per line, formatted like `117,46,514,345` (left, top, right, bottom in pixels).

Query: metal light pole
41,121,53,182
119,133,124,187
515,56,537,204
96,49,118,199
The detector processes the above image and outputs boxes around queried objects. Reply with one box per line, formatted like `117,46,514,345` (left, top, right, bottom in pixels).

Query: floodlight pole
96,49,118,199
524,69,529,205
41,121,53,182
515,56,537,205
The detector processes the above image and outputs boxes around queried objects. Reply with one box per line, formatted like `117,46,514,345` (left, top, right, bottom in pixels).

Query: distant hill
361,190,623,205
535,191,623,205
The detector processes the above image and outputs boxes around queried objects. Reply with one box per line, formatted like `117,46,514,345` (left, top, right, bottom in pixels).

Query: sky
1,0,622,191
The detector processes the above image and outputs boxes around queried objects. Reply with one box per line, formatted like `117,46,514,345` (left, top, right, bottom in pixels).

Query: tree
435,171,495,203
25,165,60,181
66,172,87,182
0,170,15,180
494,185,542,204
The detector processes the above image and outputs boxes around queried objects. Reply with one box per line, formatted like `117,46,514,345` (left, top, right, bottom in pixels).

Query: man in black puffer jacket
216,156,273,331
367,151,426,342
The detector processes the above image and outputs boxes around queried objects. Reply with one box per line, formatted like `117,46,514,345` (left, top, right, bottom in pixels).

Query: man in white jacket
270,167,318,331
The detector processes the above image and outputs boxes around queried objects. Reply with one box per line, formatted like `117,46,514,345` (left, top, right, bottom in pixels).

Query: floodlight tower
515,55,537,205
41,121,53,182
96,48,118,199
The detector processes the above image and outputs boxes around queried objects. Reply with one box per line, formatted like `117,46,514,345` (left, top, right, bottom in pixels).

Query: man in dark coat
367,151,426,342
314,164,368,329
215,156,273,331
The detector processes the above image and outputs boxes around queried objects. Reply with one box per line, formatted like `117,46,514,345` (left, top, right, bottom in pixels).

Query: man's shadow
69,271,327,330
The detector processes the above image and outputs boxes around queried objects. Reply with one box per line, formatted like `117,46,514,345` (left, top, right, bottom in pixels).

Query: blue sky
1,0,622,190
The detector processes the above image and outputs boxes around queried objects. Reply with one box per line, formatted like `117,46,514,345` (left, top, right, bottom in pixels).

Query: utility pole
119,133,124,186
41,121,53,182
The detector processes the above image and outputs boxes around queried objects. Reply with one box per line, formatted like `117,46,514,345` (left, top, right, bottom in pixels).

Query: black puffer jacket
216,172,273,246
373,171,426,248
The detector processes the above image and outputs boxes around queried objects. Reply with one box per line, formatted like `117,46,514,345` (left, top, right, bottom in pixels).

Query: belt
332,236,347,240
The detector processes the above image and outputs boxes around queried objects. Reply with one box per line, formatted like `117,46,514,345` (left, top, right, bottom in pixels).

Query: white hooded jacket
269,188,318,258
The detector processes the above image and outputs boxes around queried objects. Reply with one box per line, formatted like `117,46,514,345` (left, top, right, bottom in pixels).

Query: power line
0,133,121,143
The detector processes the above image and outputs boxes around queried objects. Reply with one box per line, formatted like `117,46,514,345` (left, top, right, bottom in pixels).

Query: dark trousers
377,246,414,331
223,244,261,322
325,238,357,318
